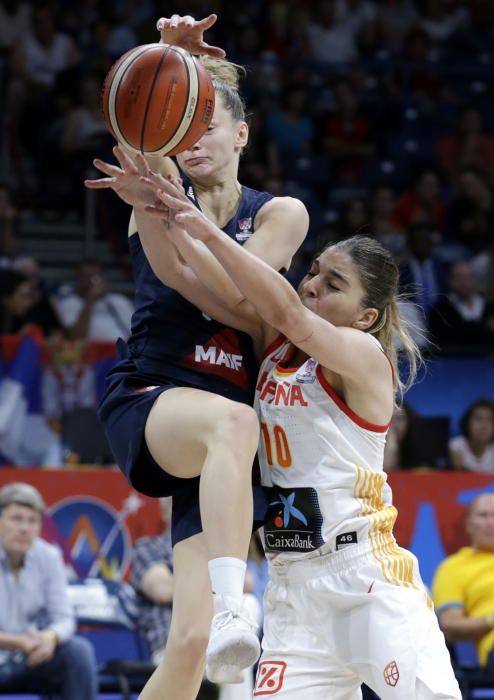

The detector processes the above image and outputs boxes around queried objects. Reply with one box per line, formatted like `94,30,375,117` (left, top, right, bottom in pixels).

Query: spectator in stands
0,482,98,699
306,0,359,63
0,184,18,264
331,197,370,241
375,0,418,51
396,27,445,106
6,5,80,181
471,242,494,299
399,224,441,312
60,74,114,212
12,256,62,338
427,259,493,347
0,268,35,334
324,79,375,184
418,0,471,42
449,400,494,472
432,492,494,672
392,170,446,234
265,84,315,177
370,185,406,260
436,108,494,187
55,259,134,341
446,167,494,253
0,1,30,55
383,403,421,471
130,497,173,667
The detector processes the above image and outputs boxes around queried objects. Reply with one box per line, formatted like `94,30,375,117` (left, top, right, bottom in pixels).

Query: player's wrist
485,613,494,630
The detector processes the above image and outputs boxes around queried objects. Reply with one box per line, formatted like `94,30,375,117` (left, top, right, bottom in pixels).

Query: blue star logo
270,492,308,528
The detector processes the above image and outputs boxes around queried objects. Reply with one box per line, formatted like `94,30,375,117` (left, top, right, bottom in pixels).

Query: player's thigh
254,653,362,700
354,586,460,700
145,387,259,479
167,532,212,644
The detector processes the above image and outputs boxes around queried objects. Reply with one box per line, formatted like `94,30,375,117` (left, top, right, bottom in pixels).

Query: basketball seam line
140,46,170,154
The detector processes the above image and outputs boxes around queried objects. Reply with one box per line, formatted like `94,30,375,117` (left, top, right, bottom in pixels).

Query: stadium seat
450,642,494,699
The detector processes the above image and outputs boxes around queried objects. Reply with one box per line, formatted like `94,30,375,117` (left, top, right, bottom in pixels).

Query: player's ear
235,121,249,150
353,307,379,331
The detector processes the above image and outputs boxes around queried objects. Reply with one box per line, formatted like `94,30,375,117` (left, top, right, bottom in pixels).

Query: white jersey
254,335,397,563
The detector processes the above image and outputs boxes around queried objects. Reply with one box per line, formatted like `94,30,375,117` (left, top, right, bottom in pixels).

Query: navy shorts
99,358,267,546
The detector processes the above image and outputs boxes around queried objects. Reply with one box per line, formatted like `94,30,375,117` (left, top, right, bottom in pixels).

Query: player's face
176,101,247,180
297,249,375,329
467,495,494,552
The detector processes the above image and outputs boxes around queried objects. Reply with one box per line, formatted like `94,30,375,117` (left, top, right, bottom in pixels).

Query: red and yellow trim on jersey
354,466,423,594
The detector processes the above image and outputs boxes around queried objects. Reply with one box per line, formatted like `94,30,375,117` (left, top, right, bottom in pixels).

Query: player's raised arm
152,181,405,389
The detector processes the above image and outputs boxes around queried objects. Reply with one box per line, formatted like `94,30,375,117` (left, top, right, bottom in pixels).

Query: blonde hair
327,236,423,399
200,56,246,121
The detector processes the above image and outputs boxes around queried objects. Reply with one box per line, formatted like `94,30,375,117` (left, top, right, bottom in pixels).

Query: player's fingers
134,153,150,176
144,204,170,219
182,15,195,27
84,178,115,189
197,14,217,30
113,146,138,173
175,211,198,227
199,41,226,59
170,14,180,28
156,17,170,31
92,158,122,176
161,178,189,202
156,188,185,209
166,174,185,194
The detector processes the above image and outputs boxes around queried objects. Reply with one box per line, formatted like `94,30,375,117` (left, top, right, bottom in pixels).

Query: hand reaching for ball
156,14,226,58
84,146,163,211
143,178,218,244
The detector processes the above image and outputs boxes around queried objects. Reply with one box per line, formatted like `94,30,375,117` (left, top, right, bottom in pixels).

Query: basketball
101,43,215,157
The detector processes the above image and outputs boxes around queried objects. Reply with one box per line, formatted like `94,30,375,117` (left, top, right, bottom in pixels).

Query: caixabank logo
46,494,141,579
264,486,324,553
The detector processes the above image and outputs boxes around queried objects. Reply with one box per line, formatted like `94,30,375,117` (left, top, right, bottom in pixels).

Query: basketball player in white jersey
137,178,462,700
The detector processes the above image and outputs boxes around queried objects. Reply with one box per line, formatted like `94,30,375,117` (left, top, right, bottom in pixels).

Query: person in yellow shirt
432,492,494,668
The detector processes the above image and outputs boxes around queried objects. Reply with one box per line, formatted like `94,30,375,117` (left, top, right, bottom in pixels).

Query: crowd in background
0,0,493,469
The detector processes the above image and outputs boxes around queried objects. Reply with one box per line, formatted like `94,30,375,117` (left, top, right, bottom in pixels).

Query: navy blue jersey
124,179,273,404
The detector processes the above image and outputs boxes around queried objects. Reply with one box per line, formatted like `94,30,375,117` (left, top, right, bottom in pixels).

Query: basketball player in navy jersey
138,180,461,699
85,13,308,700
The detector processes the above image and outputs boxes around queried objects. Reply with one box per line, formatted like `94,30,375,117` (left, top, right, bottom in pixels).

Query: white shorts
254,541,461,699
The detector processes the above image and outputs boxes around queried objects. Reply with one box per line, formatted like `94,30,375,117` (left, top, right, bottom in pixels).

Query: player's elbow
269,306,306,339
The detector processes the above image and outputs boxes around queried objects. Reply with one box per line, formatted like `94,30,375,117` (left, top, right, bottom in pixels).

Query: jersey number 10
260,422,292,468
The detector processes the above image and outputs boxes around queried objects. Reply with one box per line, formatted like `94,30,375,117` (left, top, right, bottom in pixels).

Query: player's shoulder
256,195,309,230
261,194,307,213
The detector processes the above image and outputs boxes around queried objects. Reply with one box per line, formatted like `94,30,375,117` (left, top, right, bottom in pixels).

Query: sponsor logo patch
264,487,324,553
235,217,252,241
383,660,400,687
254,660,287,695
194,345,243,371
296,358,317,384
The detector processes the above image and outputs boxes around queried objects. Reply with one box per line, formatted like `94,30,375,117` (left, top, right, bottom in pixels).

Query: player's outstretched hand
84,146,157,208
145,179,217,243
157,14,226,58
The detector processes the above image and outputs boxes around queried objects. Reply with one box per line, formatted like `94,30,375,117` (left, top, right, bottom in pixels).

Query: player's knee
211,401,259,452
168,626,209,668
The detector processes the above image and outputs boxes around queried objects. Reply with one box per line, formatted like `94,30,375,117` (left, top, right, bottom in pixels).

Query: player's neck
194,180,243,229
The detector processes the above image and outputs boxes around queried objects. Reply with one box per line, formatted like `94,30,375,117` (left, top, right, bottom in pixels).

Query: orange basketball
101,43,215,157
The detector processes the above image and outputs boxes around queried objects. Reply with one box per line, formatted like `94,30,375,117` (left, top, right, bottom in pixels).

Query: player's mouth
185,157,208,166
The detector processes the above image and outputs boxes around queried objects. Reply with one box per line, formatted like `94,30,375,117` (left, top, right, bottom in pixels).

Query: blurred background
0,1,494,698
